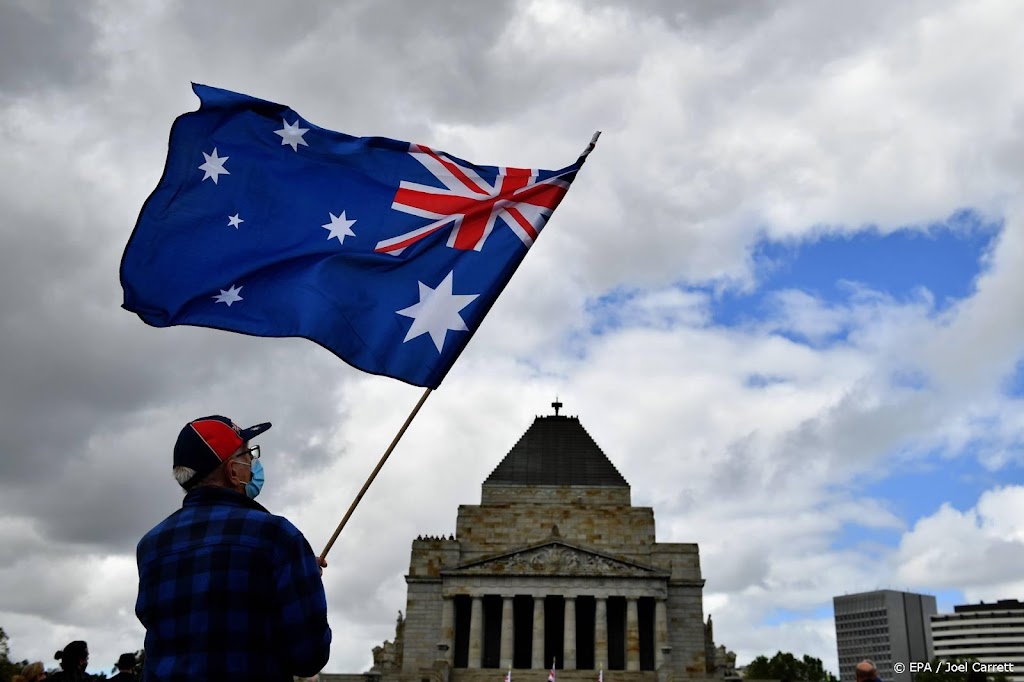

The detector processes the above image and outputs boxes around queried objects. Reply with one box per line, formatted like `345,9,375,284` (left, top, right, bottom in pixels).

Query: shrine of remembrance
328,406,724,682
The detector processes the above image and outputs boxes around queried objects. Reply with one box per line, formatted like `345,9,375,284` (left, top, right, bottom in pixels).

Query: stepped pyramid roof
484,406,629,487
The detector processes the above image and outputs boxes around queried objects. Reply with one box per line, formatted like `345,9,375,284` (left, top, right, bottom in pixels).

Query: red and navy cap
173,415,271,489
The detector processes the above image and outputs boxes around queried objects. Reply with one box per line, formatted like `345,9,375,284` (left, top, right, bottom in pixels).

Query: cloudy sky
3,0,1024,676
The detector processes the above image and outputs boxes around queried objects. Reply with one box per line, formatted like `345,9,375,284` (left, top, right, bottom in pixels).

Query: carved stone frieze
457,543,654,576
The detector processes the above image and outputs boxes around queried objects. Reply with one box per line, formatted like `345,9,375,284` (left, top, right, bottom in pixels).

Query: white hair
173,466,197,487
173,443,249,489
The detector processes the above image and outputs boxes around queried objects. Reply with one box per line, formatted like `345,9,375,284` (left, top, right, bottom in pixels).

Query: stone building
328,406,719,682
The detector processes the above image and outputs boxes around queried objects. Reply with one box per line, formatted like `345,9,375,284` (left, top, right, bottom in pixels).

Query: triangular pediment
445,540,667,578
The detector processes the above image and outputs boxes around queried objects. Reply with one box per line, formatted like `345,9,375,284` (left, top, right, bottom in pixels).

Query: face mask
245,458,265,499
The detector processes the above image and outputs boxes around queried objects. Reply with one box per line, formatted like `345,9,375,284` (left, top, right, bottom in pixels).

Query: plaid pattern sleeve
271,524,332,676
136,487,331,682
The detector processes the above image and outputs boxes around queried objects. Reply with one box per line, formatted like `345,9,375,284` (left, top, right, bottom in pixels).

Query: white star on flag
322,211,356,244
274,118,309,151
396,271,478,352
198,148,229,183
227,214,244,228
213,284,243,306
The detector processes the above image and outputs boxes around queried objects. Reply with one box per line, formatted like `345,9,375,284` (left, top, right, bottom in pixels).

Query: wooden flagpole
320,386,433,560
317,133,600,561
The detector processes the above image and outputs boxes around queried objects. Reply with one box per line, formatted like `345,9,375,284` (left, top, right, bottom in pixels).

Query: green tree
744,651,839,682
802,655,839,682
0,627,20,682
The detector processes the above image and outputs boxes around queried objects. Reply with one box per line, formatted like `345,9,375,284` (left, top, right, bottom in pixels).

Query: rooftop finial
552,397,563,416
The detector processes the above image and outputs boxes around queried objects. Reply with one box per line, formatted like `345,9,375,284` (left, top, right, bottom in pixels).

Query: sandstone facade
324,410,718,682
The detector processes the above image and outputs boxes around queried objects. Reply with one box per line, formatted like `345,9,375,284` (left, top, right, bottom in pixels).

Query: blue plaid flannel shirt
136,486,331,681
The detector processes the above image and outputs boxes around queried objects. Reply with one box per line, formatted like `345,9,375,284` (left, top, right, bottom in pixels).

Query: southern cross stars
322,211,356,244
213,284,243,306
199,148,229,183
396,271,478,352
227,214,244,228
275,118,309,151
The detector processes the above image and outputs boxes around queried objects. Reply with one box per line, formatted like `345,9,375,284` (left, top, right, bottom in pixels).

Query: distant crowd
11,641,139,681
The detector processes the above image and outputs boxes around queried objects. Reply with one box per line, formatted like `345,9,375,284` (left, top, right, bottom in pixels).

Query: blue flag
121,85,597,388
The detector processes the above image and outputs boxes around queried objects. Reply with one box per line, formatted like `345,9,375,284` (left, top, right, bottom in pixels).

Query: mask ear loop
226,454,252,489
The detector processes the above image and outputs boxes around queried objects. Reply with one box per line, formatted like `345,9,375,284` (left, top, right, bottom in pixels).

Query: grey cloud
0,1,99,95
2,0,1024,675
594,0,778,31
165,0,522,126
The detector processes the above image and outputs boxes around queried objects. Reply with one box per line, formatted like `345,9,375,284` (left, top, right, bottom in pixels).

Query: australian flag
121,85,597,388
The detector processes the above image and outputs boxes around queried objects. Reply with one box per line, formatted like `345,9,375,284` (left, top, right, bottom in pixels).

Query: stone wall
649,545,701,582
456,502,656,560
481,486,631,507
666,586,708,676
409,538,461,578
404,579,444,671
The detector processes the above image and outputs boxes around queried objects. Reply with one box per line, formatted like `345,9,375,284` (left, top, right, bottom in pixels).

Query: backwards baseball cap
173,415,271,489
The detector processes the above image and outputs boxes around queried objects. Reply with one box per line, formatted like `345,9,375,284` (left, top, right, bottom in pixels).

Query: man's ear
224,459,242,487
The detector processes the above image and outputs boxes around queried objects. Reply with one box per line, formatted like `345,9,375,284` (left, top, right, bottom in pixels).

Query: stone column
531,596,545,669
658,647,673,682
440,597,455,665
595,596,608,670
469,596,484,669
564,597,577,670
501,596,515,670
654,599,668,670
626,598,640,671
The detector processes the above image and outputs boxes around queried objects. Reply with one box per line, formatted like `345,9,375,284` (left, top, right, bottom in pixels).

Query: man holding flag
123,85,595,682
136,415,331,681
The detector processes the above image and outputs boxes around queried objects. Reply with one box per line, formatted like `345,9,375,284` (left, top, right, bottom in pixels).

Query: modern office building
931,599,1024,682
833,590,937,682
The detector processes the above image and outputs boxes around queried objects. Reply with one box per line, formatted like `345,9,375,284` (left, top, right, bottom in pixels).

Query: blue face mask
245,459,265,499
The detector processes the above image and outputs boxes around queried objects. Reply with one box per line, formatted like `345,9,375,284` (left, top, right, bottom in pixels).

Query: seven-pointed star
213,284,243,306
274,118,309,151
198,148,229,183
396,271,479,352
322,211,356,244
227,214,244,228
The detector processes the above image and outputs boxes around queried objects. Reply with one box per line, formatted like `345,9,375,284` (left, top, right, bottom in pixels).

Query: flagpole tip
578,132,601,160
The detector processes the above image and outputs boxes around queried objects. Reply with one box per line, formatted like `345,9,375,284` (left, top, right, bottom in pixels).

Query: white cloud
896,485,1024,593
4,0,1024,676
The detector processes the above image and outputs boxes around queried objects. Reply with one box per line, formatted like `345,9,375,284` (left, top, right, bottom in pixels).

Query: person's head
55,640,88,672
855,660,878,682
116,652,137,672
172,415,271,497
13,661,45,682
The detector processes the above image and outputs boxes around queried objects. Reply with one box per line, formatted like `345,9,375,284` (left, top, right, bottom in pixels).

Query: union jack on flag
376,146,571,255
121,84,598,388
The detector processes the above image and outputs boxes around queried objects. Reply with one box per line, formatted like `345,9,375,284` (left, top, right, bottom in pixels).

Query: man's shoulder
138,505,183,551
139,490,306,552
